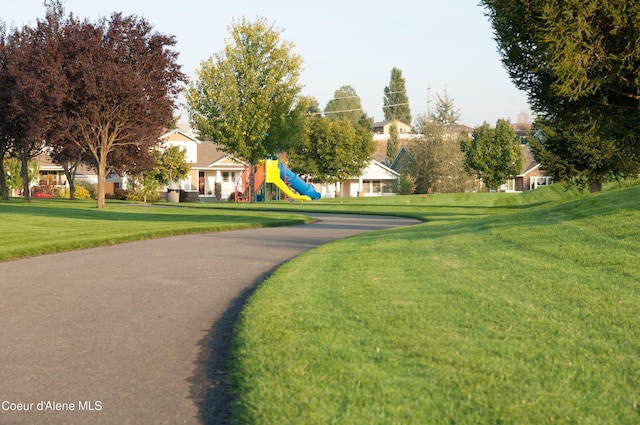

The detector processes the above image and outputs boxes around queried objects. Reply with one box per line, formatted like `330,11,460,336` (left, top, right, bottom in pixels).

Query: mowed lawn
0,199,309,262
229,184,640,424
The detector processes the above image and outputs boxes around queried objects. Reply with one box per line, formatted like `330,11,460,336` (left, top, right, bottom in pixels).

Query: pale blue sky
2,0,531,127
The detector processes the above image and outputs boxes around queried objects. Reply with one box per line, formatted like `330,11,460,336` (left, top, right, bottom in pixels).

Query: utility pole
427,85,432,124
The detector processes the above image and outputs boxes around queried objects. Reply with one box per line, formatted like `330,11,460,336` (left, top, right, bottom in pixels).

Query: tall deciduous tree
0,139,9,200
289,116,373,185
186,17,304,202
383,67,412,124
481,0,640,191
0,27,10,200
408,124,475,193
324,85,369,127
64,12,184,208
0,2,184,207
0,4,68,202
461,119,523,191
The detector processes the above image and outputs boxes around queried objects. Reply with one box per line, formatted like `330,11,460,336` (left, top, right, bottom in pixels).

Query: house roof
159,129,200,144
35,152,95,175
390,145,414,167
519,143,540,176
443,124,474,134
370,159,400,177
373,120,411,127
193,142,245,169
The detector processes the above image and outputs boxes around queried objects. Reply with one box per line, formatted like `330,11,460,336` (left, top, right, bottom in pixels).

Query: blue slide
278,162,321,200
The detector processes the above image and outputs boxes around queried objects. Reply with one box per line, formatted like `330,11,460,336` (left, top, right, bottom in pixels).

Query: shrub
75,180,96,198
32,185,60,197
394,172,416,195
126,190,160,203
111,188,130,200
58,185,92,199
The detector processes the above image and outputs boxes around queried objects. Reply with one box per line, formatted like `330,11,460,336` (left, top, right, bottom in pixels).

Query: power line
308,108,364,116
382,103,410,109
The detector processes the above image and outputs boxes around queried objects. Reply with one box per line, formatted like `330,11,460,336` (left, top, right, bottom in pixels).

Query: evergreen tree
431,89,461,125
383,67,411,124
481,0,640,191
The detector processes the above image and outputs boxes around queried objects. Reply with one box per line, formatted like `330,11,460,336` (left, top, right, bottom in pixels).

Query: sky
1,0,531,128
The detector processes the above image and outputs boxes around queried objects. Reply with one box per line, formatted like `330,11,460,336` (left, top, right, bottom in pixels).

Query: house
161,129,402,199
372,120,420,165
389,145,414,175
33,151,123,197
340,160,400,197
504,143,553,192
372,120,412,135
389,124,473,176
158,129,246,200
31,126,402,200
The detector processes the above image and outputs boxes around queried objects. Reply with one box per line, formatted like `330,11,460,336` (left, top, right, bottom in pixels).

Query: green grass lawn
0,198,310,262
2,185,638,423
229,184,640,424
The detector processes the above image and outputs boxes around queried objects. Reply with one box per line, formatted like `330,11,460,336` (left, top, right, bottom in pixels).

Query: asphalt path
0,213,419,425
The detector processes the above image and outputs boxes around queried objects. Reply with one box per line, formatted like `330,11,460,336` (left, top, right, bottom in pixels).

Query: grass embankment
230,185,640,424
0,198,309,262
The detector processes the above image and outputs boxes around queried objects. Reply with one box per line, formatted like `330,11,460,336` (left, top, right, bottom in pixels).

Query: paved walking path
0,214,418,424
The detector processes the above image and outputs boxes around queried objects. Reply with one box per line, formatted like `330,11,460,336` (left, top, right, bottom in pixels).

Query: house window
363,180,386,193
39,171,64,186
381,181,393,193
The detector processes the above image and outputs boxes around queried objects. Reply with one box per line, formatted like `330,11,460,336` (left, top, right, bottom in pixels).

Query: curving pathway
0,213,418,424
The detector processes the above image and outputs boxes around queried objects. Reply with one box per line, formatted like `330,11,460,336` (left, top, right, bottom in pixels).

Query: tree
386,123,399,163
3,156,21,196
0,24,11,200
431,89,461,125
0,2,184,207
515,110,532,131
186,17,304,202
0,139,8,200
151,146,190,185
47,139,83,200
3,157,38,196
481,0,640,191
127,146,189,203
324,85,369,126
383,67,412,124
0,4,68,202
289,116,373,185
409,124,475,193
461,119,523,191
63,12,185,208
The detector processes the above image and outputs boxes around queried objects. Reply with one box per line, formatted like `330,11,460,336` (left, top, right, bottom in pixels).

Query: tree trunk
62,156,81,200
590,175,602,193
0,157,8,200
20,155,31,203
96,159,107,209
249,164,256,203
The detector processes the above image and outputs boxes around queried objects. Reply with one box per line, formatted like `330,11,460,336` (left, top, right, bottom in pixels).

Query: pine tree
431,89,461,125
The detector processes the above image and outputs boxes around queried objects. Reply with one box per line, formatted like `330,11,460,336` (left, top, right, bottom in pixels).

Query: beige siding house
158,129,246,200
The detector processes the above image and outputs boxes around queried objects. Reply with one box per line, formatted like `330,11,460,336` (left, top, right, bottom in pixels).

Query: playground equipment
237,158,321,201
